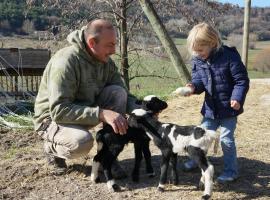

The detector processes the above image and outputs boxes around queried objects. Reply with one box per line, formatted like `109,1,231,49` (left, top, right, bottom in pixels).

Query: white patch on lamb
132,109,147,116
90,160,100,182
167,125,192,153
143,95,156,101
107,179,116,190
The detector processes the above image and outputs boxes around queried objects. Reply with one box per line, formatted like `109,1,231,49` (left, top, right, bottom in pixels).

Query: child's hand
230,100,240,110
185,83,195,95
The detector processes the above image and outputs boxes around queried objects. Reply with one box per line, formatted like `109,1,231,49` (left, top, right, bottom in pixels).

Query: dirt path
0,79,270,200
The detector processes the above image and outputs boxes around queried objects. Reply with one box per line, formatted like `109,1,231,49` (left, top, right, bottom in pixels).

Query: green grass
173,38,187,46
2,114,34,129
119,39,270,98
3,145,32,159
247,70,270,79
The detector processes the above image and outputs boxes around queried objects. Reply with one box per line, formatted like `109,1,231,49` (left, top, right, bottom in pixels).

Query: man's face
193,45,212,60
89,29,116,63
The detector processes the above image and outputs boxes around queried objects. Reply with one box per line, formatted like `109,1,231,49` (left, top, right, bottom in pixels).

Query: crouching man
34,19,138,177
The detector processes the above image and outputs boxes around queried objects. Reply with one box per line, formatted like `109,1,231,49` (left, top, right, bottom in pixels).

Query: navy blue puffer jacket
191,45,250,119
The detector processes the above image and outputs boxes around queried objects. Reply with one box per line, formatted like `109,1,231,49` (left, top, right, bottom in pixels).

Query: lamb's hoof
95,177,101,183
197,181,204,191
112,184,121,192
201,194,211,200
91,176,100,183
172,180,178,185
157,187,165,192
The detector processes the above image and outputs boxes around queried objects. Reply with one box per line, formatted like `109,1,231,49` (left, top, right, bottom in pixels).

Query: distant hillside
0,0,270,41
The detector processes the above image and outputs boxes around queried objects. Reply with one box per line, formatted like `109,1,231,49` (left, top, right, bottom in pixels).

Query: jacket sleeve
229,49,250,104
191,61,205,94
107,60,139,114
48,55,100,126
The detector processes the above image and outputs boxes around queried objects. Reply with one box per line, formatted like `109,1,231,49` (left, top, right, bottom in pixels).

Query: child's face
193,45,213,60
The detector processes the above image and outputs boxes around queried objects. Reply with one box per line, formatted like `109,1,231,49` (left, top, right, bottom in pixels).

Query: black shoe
46,154,67,175
111,160,127,179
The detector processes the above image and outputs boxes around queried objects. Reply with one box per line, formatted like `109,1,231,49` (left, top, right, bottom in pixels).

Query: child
183,22,249,184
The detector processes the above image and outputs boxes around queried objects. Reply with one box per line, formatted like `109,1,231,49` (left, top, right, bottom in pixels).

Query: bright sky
218,0,270,7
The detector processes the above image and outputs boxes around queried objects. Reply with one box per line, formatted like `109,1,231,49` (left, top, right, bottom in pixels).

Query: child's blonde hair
187,22,221,55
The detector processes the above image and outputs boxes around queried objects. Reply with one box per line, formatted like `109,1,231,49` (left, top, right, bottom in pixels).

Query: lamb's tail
206,130,217,139
205,129,219,155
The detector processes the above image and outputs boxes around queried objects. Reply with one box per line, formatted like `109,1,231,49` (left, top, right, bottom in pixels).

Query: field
0,79,270,200
1,36,270,98
0,36,270,200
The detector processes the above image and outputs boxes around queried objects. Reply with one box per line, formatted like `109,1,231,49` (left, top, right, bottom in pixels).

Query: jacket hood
67,26,98,62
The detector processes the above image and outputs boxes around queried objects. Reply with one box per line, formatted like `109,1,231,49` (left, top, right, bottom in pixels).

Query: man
34,19,138,176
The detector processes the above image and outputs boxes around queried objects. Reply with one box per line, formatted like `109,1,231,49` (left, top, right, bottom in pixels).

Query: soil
1,79,270,200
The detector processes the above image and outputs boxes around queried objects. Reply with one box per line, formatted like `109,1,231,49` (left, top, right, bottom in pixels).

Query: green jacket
33,28,136,130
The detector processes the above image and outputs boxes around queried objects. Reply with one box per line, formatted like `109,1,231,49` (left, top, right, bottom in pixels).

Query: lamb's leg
142,140,155,177
186,146,214,200
102,145,124,192
169,152,178,185
91,142,104,183
103,157,121,192
132,142,143,182
158,149,171,192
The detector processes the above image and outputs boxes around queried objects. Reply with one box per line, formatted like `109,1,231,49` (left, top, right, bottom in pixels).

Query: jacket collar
192,45,224,66
67,28,106,67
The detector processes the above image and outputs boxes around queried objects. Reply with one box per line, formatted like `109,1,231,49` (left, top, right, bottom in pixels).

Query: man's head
84,19,116,63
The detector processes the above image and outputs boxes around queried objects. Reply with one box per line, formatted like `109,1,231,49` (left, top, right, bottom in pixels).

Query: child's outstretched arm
191,63,205,94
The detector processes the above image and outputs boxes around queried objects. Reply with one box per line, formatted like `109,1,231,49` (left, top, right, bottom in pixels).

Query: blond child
183,22,249,183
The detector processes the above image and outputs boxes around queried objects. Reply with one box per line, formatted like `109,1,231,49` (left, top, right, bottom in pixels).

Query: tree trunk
139,0,191,85
242,0,251,68
119,0,130,90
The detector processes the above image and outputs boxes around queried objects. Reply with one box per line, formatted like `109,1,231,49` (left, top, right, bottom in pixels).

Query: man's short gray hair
84,19,115,42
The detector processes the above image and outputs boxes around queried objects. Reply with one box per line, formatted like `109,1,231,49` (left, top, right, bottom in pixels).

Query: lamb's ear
193,126,206,139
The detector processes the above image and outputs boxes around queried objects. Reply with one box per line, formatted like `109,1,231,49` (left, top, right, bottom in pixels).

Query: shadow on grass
114,155,270,199
66,154,269,199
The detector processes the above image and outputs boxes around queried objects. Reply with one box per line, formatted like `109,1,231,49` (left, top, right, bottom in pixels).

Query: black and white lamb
90,95,168,191
128,108,217,200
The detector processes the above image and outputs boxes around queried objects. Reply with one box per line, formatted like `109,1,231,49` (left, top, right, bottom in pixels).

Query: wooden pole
242,0,251,67
139,0,191,85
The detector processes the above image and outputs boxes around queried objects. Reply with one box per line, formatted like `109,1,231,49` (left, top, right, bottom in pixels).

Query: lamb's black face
144,97,168,113
137,95,167,114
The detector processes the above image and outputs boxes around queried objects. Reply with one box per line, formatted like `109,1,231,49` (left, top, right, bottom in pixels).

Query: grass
1,36,270,99
3,144,32,159
1,114,34,129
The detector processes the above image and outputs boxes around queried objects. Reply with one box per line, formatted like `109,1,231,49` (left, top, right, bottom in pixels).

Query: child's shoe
217,173,238,184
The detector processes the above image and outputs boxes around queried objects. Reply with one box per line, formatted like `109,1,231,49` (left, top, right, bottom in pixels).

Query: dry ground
0,79,270,200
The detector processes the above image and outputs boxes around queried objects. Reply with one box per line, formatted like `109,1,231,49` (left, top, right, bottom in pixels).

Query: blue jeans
201,117,238,177
187,117,238,178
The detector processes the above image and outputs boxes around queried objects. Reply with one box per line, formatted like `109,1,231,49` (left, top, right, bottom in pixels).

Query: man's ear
87,37,96,48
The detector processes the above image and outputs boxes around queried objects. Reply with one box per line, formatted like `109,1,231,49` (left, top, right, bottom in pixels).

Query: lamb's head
128,109,150,129
136,95,168,114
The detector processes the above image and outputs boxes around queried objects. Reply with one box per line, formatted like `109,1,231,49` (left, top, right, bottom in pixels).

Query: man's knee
97,85,127,114
103,85,127,99
68,130,94,158
44,124,94,159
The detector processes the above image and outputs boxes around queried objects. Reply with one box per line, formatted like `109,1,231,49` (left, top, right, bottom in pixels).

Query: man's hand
230,100,241,110
99,109,128,135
